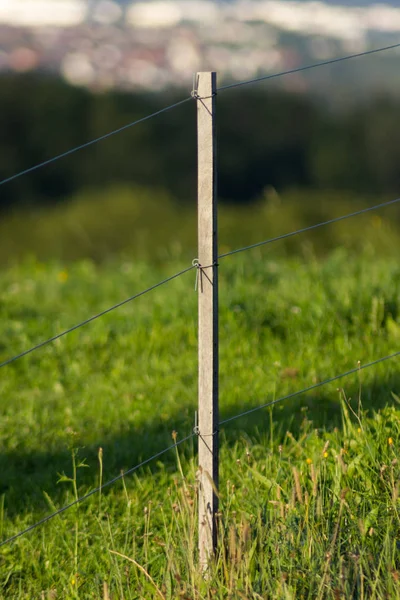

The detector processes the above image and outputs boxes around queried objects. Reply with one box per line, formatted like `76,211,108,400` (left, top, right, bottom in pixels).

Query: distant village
0,0,400,91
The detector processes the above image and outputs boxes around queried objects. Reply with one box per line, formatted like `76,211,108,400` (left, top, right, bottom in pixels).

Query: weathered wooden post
195,71,219,570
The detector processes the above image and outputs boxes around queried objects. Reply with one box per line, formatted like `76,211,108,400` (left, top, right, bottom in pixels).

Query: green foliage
0,185,195,265
1,185,400,266
2,73,400,212
0,251,400,596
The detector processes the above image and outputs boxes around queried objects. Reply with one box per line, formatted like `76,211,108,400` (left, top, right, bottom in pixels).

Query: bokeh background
1,0,400,265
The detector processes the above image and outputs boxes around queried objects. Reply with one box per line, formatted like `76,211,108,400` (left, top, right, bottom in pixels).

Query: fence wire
0,265,195,370
220,350,400,426
1,348,399,549
2,195,400,369
0,434,194,549
218,41,400,92
219,196,400,259
3,40,400,188
0,97,192,188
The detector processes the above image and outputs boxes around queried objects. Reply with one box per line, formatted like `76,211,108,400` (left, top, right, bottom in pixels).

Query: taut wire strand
0,265,195,370
220,350,400,426
219,196,400,259
0,97,191,187
3,349,400,547
0,434,194,548
218,42,400,92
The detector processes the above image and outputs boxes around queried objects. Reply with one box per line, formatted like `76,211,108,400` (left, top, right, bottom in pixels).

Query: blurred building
0,0,399,91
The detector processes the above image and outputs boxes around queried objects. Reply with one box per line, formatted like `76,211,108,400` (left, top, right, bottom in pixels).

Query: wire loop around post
192,259,219,292
191,75,217,101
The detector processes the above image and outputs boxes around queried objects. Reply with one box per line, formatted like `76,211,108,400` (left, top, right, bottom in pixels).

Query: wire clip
193,258,219,292
191,74,199,100
192,258,202,292
191,73,217,100
193,411,200,436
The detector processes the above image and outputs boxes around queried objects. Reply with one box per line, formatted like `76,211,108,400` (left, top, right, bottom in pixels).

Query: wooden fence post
196,71,219,570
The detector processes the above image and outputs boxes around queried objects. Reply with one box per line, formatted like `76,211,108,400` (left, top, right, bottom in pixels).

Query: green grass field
1,249,400,598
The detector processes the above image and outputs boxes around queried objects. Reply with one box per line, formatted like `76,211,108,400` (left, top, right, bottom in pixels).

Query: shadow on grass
0,374,400,524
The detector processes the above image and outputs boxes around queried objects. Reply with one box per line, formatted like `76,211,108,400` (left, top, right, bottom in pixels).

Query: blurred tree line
1,73,400,212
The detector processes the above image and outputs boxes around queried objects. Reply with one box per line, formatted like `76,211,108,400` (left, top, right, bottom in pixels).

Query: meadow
1,186,400,266
1,222,400,598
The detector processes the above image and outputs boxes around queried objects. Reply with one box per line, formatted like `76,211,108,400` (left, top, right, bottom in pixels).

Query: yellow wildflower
57,271,68,283
306,458,312,465
323,452,328,458
389,438,394,446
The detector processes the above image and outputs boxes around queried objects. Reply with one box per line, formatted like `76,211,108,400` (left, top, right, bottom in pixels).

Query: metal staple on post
195,71,219,571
